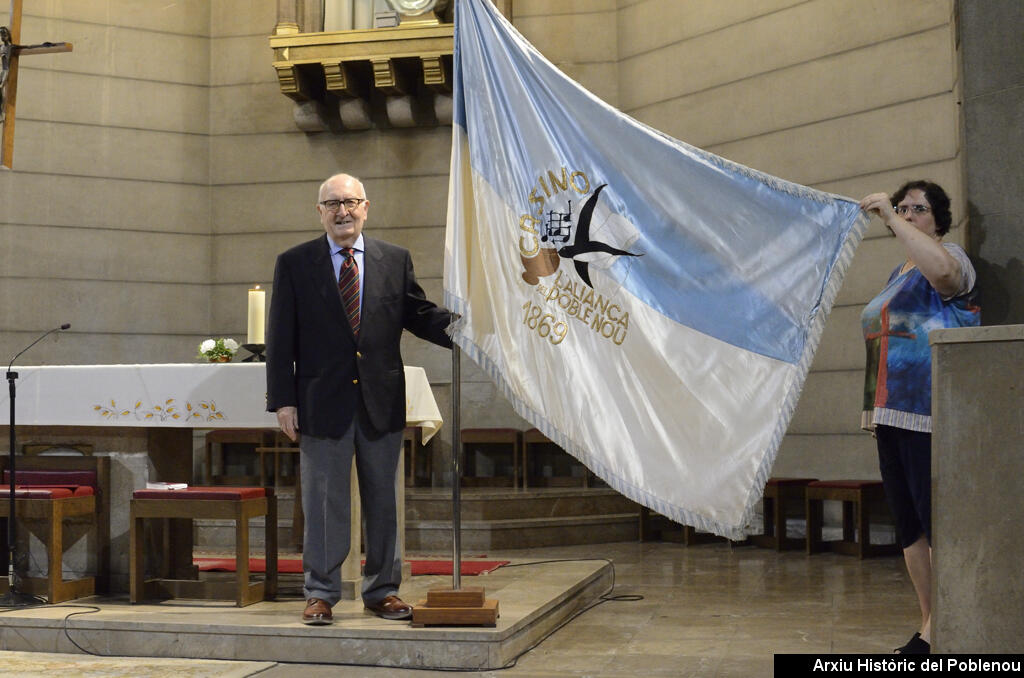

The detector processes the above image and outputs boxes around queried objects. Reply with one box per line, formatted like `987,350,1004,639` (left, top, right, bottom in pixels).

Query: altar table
1,363,443,595
1,363,441,442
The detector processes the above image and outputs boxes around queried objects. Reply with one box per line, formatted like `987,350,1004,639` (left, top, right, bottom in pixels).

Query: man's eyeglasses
320,198,366,212
895,204,931,216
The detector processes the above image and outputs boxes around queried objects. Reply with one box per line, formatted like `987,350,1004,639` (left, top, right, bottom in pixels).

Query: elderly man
266,173,452,624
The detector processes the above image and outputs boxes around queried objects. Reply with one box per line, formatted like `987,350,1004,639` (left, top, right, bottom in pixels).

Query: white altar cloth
1,364,442,442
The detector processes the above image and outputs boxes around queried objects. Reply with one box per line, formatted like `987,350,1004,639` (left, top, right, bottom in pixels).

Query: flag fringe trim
444,210,869,540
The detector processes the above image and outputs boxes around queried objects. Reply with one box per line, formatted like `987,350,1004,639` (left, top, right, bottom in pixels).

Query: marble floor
1,540,919,677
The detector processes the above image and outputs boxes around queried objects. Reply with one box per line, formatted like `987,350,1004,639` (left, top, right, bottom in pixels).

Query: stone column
931,324,1024,652
276,0,301,35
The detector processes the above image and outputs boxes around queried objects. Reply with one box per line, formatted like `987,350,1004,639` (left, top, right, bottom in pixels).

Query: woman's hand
859,192,898,229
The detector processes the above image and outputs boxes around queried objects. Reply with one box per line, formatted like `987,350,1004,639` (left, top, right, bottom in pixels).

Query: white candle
247,286,265,345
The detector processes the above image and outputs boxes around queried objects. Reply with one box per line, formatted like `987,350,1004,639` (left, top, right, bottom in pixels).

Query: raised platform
0,558,610,670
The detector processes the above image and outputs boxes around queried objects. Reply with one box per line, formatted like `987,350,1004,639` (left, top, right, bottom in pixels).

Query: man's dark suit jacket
266,234,452,438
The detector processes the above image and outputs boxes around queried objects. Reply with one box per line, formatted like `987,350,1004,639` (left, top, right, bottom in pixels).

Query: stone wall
0,0,212,366
960,0,1024,326
1,0,994,493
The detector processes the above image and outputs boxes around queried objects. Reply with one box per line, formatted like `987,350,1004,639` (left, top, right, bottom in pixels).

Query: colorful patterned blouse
861,243,980,433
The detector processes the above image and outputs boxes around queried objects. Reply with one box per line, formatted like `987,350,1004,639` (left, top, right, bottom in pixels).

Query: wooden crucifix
1,0,72,169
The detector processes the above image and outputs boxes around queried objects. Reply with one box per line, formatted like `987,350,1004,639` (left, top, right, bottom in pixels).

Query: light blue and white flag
444,0,868,538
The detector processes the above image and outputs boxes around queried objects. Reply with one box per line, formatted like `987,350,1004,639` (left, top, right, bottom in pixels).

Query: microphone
7,323,71,373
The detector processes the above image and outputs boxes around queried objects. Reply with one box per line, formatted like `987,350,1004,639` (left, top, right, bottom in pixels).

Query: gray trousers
299,413,403,607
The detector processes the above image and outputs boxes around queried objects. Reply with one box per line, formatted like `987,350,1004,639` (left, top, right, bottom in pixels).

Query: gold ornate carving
322,61,351,93
421,54,448,90
269,21,454,130
274,63,302,98
371,58,397,91
275,62,323,101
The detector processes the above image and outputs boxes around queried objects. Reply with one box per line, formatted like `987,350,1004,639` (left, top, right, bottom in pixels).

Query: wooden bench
638,507,736,546
749,477,817,551
521,428,592,488
805,480,899,558
130,486,277,607
0,455,110,603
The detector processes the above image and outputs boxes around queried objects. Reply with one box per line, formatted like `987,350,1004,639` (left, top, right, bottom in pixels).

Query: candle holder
241,343,266,363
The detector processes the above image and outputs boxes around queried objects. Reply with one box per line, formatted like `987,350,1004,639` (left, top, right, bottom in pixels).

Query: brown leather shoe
364,594,412,620
302,597,333,625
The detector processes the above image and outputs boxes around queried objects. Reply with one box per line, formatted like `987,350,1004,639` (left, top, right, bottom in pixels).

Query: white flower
224,338,239,351
200,339,215,353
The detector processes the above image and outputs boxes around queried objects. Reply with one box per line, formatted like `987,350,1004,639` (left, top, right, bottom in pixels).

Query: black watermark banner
775,654,1023,676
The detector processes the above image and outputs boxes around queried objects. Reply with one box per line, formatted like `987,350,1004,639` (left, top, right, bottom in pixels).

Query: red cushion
0,487,74,499
766,477,818,486
16,484,94,497
133,486,266,500
807,480,883,489
4,470,98,490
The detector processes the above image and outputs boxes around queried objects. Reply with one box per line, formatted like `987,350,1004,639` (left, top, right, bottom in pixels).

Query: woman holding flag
858,181,980,655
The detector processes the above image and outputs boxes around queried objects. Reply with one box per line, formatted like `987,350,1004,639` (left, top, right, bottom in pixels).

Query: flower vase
209,356,231,363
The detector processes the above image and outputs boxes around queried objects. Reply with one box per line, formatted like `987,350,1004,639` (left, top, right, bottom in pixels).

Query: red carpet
194,557,508,576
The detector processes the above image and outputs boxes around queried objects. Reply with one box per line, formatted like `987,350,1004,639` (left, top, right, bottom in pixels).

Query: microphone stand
1,324,69,607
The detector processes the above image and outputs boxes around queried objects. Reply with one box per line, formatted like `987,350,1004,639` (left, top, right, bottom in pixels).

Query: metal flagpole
450,344,462,591
410,343,493,625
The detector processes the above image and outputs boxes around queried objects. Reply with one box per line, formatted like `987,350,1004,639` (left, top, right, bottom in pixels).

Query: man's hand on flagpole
276,406,299,442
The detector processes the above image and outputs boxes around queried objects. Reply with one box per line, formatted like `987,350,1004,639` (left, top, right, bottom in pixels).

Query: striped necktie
338,247,360,337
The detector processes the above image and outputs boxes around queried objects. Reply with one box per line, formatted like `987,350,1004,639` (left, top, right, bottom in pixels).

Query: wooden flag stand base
411,586,499,627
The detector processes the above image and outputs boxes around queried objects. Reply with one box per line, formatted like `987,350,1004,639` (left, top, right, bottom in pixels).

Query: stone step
194,517,295,550
407,488,639,521
196,488,640,551
406,513,639,551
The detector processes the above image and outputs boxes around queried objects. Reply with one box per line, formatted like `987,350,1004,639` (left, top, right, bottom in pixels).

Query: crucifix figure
1,0,73,168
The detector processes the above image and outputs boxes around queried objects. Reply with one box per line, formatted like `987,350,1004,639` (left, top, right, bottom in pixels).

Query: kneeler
0,465,109,604
130,486,277,607
805,480,899,559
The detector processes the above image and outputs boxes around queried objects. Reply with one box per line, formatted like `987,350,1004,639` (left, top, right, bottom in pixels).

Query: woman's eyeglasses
895,204,931,216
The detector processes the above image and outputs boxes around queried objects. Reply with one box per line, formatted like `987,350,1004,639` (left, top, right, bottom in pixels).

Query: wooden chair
130,486,277,607
749,477,817,551
0,455,111,603
460,428,522,488
254,431,300,488
253,432,302,550
805,480,899,558
202,429,268,485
